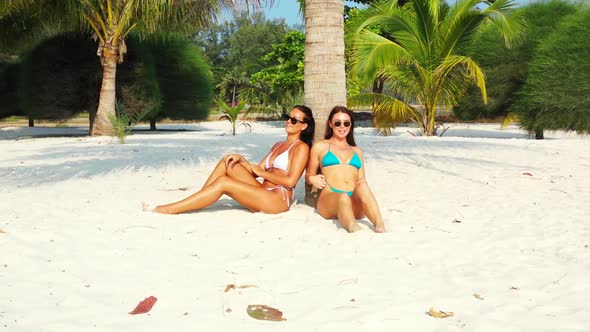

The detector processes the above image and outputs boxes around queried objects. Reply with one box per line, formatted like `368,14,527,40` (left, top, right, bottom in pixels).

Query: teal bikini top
321,143,362,169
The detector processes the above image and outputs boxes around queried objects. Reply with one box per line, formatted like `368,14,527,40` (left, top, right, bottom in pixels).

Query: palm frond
349,92,420,126
352,30,410,83
434,54,487,103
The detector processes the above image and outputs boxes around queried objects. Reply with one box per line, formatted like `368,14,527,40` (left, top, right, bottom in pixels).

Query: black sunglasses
333,120,351,128
282,113,306,125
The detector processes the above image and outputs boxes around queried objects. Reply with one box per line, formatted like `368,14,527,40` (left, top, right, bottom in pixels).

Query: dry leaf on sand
0,229,5,234
473,293,484,300
247,304,287,321
428,307,454,318
224,284,258,292
129,296,158,315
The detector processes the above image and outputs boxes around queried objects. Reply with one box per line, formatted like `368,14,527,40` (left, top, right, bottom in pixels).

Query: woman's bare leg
352,183,385,233
153,176,287,214
317,191,361,233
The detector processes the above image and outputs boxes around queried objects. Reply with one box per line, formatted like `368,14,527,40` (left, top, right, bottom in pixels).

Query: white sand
1,121,589,331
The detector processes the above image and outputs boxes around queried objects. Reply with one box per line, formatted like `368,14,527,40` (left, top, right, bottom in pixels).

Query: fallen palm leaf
247,304,287,321
473,293,484,300
428,307,454,318
224,284,258,292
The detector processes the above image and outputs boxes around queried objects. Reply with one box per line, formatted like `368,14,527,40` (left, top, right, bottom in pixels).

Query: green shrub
511,8,590,135
19,33,101,121
0,62,24,119
148,36,213,126
453,0,579,121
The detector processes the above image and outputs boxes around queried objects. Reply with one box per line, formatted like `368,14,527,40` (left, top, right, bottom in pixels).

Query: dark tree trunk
28,118,34,127
150,119,156,130
535,128,544,139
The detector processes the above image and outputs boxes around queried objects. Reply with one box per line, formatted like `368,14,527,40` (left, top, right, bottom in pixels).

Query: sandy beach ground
1,121,589,331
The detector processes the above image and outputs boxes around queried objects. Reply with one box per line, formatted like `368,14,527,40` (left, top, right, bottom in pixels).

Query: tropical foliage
511,7,590,136
1,0,259,136
193,11,289,105
453,0,579,121
2,32,212,130
248,31,305,111
219,100,249,135
349,0,525,136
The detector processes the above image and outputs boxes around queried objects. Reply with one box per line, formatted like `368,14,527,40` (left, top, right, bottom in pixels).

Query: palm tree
303,0,347,140
350,0,525,136
1,0,260,136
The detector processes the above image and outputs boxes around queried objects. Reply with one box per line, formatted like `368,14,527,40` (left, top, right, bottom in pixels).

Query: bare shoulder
311,139,329,151
269,141,283,151
293,140,310,153
352,145,364,156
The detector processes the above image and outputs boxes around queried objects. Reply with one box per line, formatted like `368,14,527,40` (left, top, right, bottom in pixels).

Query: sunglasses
282,113,306,125
333,120,351,128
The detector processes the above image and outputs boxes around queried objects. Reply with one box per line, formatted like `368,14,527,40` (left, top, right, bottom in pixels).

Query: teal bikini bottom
327,184,353,197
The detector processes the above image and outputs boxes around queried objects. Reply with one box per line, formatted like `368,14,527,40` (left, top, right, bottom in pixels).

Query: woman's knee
338,193,353,206
212,175,230,189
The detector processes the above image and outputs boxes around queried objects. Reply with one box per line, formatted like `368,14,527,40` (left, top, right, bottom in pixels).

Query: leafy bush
18,33,101,121
511,7,590,135
148,36,213,127
0,62,24,119
109,99,148,144
453,0,579,121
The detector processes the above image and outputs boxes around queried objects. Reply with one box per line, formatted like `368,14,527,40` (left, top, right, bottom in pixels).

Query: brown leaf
522,172,533,176
428,307,454,318
473,293,484,300
224,284,258,292
247,304,287,321
129,296,157,315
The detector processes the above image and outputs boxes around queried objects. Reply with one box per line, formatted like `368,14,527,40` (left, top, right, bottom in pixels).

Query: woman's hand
223,154,243,168
309,174,327,189
251,164,265,177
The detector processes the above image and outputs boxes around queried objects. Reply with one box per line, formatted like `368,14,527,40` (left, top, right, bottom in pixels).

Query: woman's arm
355,147,368,184
305,141,326,189
252,143,310,188
225,142,281,173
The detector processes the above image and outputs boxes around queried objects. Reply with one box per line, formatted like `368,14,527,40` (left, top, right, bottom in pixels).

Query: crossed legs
152,158,288,214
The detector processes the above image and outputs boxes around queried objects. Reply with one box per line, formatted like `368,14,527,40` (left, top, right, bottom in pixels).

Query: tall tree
304,0,347,140
1,0,259,136
350,0,525,136
193,11,289,104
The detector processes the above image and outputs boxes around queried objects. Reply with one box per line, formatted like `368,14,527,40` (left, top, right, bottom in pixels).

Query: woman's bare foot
345,221,362,233
374,222,386,233
142,202,155,212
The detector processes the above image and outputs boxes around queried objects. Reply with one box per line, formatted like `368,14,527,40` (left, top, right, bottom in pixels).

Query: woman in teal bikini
147,106,315,215
306,106,385,232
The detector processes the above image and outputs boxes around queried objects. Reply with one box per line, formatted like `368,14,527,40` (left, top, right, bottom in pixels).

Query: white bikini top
265,140,299,172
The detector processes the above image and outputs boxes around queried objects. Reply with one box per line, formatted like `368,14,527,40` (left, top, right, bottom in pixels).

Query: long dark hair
293,105,315,148
324,105,356,146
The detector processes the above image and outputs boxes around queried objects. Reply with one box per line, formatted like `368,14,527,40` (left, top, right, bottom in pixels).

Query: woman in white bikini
306,105,385,232
148,105,315,214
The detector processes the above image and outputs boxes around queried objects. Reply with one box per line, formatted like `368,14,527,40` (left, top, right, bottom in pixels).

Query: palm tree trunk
304,0,347,206
304,0,347,140
91,47,118,136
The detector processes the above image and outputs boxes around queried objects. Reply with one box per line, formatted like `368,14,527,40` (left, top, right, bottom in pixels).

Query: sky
261,0,532,26
262,1,365,26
